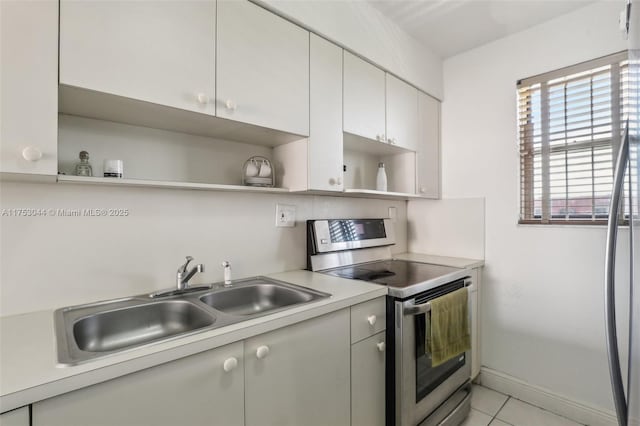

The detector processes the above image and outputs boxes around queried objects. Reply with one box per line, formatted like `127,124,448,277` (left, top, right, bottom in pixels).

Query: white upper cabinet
217,0,309,136
308,34,344,192
386,74,419,152
417,92,441,198
343,52,386,142
59,0,216,115
1,0,58,176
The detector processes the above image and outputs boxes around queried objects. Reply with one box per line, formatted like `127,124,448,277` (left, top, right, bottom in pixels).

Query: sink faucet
177,256,205,290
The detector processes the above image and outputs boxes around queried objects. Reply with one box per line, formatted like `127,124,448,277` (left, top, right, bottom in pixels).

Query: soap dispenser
222,261,232,287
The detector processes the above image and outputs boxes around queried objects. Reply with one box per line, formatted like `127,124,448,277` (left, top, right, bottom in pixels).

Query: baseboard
479,367,618,426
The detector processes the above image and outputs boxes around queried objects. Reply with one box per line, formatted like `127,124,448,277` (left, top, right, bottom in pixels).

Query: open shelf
57,175,290,193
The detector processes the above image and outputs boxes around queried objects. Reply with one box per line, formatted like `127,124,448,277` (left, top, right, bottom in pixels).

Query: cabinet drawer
351,297,386,343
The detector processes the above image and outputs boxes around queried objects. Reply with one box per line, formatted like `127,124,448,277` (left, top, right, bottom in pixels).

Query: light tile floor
461,385,585,426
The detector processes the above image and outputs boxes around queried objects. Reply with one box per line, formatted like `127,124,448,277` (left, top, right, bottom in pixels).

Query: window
518,52,637,224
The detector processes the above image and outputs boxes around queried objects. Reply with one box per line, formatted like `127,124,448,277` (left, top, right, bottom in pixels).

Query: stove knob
367,315,377,326
376,342,385,352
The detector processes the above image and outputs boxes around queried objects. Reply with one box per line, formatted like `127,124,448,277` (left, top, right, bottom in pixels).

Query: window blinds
518,52,634,224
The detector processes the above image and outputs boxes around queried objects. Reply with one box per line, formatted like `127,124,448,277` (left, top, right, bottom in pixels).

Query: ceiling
367,0,597,58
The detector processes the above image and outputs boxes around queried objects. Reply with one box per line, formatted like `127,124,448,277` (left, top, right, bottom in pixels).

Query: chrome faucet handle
178,256,194,273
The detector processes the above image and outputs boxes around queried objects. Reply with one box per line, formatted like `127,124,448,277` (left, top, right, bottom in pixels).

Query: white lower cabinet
351,331,386,426
29,307,370,426
245,309,351,426
0,407,29,426
32,342,244,426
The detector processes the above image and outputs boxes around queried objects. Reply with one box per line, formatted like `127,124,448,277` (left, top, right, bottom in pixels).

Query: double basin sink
55,277,330,365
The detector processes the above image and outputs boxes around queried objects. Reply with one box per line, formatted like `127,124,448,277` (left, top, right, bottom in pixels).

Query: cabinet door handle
376,342,385,352
225,99,237,111
196,93,209,105
256,345,270,359
420,187,426,194
367,315,377,326
22,146,42,162
223,357,238,372
387,138,397,145
376,134,385,142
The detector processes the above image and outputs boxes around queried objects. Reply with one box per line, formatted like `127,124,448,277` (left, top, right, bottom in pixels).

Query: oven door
394,279,472,426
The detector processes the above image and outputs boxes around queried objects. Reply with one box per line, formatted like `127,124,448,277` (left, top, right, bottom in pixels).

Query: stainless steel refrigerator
605,2,639,425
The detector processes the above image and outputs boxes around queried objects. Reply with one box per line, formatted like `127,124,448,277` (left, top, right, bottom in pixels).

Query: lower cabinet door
32,342,244,426
244,309,351,426
0,406,30,426
351,331,386,426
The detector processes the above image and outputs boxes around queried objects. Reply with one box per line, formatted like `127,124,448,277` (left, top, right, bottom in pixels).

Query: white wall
0,183,407,317
259,0,443,99
441,1,629,413
407,198,485,260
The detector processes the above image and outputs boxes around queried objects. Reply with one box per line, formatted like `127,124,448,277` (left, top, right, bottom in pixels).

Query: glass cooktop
322,260,463,289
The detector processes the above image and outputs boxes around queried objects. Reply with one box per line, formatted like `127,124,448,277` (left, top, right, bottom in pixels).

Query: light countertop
394,252,484,269
0,253,483,412
0,270,386,412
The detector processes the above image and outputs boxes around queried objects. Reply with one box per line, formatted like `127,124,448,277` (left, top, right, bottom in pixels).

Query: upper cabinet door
417,92,441,198
1,0,57,175
386,74,419,152
60,0,216,115
308,34,343,192
343,52,386,142
217,0,309,136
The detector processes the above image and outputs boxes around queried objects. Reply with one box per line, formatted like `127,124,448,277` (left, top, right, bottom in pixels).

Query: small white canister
103,159,124,178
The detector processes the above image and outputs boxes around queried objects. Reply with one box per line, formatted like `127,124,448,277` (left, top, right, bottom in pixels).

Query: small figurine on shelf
75,150,93,177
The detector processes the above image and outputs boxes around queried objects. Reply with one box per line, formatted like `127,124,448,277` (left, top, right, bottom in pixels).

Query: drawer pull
367,315,377,326
256,345,270,359
22,146,42,162
377,342,385,352
196,93,209,105
223,357,238,372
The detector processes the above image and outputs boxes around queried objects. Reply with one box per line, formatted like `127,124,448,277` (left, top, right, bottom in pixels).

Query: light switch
275,204,296,227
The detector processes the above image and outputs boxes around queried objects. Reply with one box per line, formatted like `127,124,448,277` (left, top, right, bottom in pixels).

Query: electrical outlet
275,204,296,227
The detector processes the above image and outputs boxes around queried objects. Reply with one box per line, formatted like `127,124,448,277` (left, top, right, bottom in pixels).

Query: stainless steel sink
73,300,215,353
55,277,330,365
199,278,328,316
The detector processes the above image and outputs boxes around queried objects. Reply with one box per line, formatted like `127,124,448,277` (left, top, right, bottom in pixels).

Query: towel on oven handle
428,287,470,367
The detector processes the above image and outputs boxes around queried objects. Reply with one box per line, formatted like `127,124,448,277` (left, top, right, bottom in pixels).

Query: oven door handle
402,279,473,316
403,300,432,316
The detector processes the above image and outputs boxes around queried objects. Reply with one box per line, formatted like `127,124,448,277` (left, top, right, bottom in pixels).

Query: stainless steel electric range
307,218,473,426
